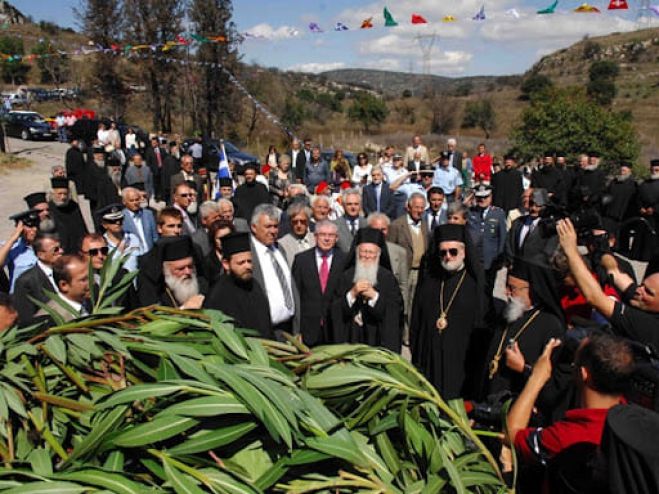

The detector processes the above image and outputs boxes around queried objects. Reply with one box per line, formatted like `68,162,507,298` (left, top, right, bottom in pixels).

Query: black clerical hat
650,159,659,167
92,146,105,155
24,192,47,209
543,150,555,157
9,209,40,227
221,232,250,259
503,154,515,161
219,177,233,187
50,177,69,189
589,150,601,158
132,182,146,191
354,227,385,247
508,259,531,282
161,236,194,262
619,161,633,169
97,203,124,222
434,224,465,244
105,155,121,167
244,162,259,172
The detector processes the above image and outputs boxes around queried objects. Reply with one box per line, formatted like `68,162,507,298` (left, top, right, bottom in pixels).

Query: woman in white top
96,122,110,146
351,152,372,187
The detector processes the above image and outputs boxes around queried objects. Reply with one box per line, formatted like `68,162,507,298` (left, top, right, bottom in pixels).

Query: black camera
539,201,602,239
9,210,40,229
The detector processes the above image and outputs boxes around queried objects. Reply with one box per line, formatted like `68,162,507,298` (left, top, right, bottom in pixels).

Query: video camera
9,209,40,229
539,200,602,241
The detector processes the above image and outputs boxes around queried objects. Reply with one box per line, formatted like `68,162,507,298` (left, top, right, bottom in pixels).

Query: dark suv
3,111,57,140
181,138,259,171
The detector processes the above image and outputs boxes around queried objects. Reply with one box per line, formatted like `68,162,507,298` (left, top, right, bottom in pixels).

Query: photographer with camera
506,333,634,482
557,218,659,349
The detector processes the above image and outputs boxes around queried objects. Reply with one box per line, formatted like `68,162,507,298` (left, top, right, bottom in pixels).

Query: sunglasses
440,248,459,258
292,219,308,225
178,193,192,198
85,247,109,257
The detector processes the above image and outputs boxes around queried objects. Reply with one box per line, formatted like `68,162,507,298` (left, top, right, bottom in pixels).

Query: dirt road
0,137,68,239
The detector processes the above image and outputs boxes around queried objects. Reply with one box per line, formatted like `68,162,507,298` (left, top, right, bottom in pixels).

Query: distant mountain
319,68,522,97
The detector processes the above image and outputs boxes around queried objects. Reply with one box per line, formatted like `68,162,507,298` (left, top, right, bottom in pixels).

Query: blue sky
17,1,651,76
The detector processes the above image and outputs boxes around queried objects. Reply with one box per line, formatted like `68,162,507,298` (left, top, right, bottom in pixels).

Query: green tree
188,0,241,138
281,97,306,130
587,60,619,106
347,93,388,132
582,40,601,60
510,87,640,171
520,73,553,101
0,37,29,85
76,0,126,120
461,99,496,139
31,40,69,85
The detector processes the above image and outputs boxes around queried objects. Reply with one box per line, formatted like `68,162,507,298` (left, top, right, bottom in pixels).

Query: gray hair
447,202,467,219
314,219,338,234
121,187,139,199
311,194,330,207
279,154,292,166
341,187,361,204
447,138,457,146
251,203,281,226
199,200,221,220
288,183,307,196
366,212,390,227
50,165,64,175
217,198,234,212
287,202,311,220
407,192,427,207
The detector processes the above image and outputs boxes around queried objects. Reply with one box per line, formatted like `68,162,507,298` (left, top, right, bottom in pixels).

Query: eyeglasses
84,247,109,257
49,245,63,254
440,248,459,258
178,193,192,198
506,284,530,294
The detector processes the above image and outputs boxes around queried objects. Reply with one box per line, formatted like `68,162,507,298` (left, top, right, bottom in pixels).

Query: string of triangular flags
246,1,659,39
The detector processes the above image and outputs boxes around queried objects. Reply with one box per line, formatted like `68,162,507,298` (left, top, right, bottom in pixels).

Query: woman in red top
472,143,493,183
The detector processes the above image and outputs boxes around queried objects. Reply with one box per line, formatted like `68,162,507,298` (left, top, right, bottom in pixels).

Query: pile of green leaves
0,260,506,493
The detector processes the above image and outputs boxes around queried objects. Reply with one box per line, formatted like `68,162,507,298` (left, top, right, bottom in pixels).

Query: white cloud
288,62,346,73
361,58,403,71
244,23,300,40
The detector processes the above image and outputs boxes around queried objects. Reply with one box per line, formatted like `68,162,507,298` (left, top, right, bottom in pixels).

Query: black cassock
603,177,637,235
575,168,606,205
484,309,564,398
492,168,523,213
232,182,271,221
95,174,121,210
331,267,403,353
65,147,86,194
411,268,480,400
622,178,659,261
49,200,88,254
204,274,273,339
531,166,565,205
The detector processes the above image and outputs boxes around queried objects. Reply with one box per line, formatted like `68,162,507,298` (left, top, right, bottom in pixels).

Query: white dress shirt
252,238,295,325
37,260,59,292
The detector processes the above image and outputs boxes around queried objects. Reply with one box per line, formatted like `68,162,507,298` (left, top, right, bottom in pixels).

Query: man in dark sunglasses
80,233,109,271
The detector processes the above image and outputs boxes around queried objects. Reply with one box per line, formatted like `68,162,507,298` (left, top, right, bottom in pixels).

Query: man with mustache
204,232,272,338
48,177,88,254
155,236,206,309
485,260,564,398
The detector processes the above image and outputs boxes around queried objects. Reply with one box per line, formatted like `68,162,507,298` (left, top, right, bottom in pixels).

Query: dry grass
0,152,33,175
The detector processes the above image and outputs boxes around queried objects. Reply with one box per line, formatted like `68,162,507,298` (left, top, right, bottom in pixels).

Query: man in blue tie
121,187,158,252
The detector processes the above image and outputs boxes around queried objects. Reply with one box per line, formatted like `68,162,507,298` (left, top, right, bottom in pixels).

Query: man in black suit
65,138,86,195
161,141,181,204
170,154,204,201
362,166,395,219
505,188,558,267
14,233,63,325
287,138,307,184
447,138,463,172
292,220,346,347
145,136,167,200
334,188,367,253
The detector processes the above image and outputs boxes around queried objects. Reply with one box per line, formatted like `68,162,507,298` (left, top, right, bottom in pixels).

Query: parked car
3,111,57,140
181,138,259,172
1,92,27,106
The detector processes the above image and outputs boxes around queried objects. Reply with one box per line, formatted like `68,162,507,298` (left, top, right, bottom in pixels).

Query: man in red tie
292,220,346,346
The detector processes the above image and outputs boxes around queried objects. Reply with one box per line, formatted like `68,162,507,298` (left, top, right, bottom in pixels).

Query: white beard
616,174,631,182
164,272,200,305
441,259,465,272
109,169,121,187
52,198,70,207
353,259,379,286
186,202,198,215
504,296,527,323
651,173,659,180
39,218,56,233
584,164,598,172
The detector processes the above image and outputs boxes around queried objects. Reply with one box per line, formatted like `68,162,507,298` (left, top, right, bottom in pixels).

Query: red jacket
472,153,493,182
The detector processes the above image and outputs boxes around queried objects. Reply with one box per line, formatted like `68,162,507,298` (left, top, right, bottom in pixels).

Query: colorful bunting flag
411,13,428,24
442,15,457,22
383,7,398,26
506,8,521,18
574,3,601,12
308,22,323,33
608,0,628,9
537,0,558,14
360,17,374,29
472,5,486,21
649,5,659,15
334,22,349,31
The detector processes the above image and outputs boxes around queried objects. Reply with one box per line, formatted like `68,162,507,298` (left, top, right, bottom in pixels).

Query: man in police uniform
467,184,507,293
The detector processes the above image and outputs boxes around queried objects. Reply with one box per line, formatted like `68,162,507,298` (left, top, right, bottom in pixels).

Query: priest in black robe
204,232,273,338
602,162,637,238
492,155,524,213
330,228,403,353
94,156,122,211
65,139,86,195
411,224,487,400
48,177,88,254
484,260,564,400
625,159,659,261
232,163,271,222
531,153,565,206
574,151,607,212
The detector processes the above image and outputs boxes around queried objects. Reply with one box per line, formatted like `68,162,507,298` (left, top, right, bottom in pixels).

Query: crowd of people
1,130,658,491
